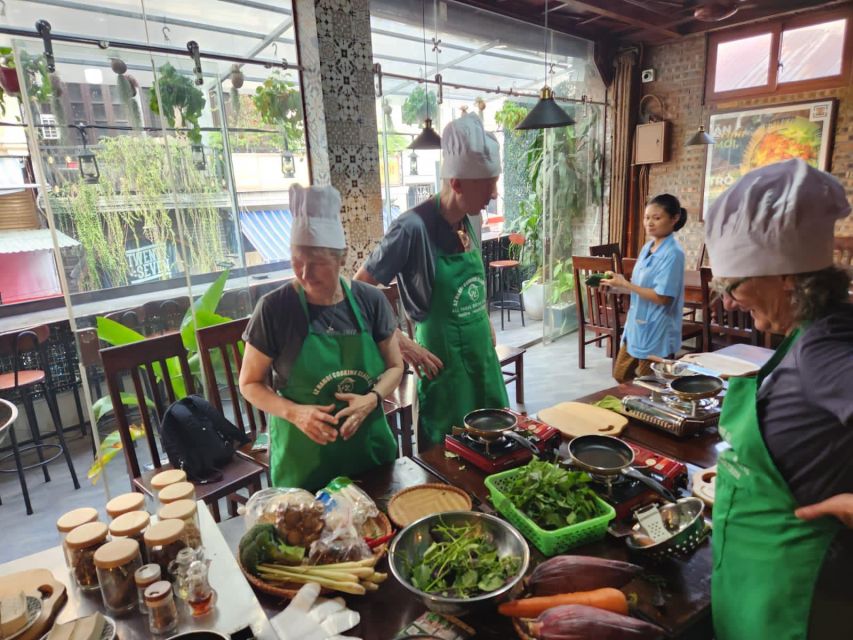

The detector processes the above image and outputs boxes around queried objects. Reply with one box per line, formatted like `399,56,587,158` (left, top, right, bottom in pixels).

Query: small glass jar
64,521,109,591
56,507,99,569
144,519,188,580
109,511,151,563
185,560,216,617
150,469,187,494
158,500,202,549
158,481,196,506
94,538,142,614
135,563,162,612
106,492,146,519
144,580,179,635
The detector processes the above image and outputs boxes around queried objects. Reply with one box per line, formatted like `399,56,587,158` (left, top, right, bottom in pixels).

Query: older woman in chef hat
704,158,853,640
240,184,403,491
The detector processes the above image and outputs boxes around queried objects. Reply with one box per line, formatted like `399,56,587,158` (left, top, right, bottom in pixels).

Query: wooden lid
106,492,146,518
158,499,197,521
65,521,109,549
387,483,473,527
143,519,186,546
109,510,150,537
150,469,186,490
144,580,173,603
134,563,162,587
56,507,99,533
94,538,140,569
158,481,195,504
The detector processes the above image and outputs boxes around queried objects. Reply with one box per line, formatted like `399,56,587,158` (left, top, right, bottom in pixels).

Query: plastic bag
315,477,379,537
308,510,372,564
245,488,325,548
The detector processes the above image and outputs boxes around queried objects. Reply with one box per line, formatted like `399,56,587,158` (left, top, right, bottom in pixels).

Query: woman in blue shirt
602,193,686,383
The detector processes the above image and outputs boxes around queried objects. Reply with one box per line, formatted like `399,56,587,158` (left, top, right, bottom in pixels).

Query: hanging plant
110,57,127,75
48,72,68,145
252,71,303,149
401,85,438,125
117,75,142,130
0,46,20,98
150,62,205,143
229,64,244,118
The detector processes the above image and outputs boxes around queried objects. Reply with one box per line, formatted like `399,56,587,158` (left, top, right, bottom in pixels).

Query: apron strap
757,326,803,386
295,279,367,335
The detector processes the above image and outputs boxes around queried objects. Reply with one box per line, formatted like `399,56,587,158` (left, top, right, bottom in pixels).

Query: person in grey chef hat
239,184,403,491
355,113,508,447
704,158,853,640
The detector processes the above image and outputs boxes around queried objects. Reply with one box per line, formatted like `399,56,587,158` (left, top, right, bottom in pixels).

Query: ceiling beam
551,0,683,39
386,40,499,95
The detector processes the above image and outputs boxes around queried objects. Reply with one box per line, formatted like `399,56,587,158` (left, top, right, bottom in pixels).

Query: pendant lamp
686,125,715,146
516,0,574,131
409,0,441,150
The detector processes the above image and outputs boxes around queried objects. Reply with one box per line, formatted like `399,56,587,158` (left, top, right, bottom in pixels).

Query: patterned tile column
294,0,383,275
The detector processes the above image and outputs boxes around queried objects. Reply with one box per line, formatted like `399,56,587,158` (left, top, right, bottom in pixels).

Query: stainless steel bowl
388,510,530,616
650,359,692,381
625,497,708,560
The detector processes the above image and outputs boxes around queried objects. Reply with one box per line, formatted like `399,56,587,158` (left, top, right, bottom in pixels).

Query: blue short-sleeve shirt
622,234,685,359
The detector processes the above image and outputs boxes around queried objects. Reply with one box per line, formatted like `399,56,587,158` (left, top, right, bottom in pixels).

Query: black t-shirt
243,280,396,388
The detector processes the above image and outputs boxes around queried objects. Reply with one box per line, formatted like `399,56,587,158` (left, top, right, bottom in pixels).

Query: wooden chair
590,242,623,273
495,344,526,410
834,236,853,267
143,297,190,334
105,307,147,334
572,256,623,369
100,333,264,521
699,267,760,352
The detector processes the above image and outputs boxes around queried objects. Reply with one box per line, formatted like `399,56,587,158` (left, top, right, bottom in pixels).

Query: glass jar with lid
144,519,188,580
106,492,146,519
94,538,142,614
56,507,99,568
158,499,202,549
109,510,151,563
134,563,162,612
157,481,196,506
144,580,179,635
65,521,109,591
150,469,187,494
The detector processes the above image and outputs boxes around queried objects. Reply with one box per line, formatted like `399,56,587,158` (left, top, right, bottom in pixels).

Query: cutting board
0,569,67,640
680,352,759,379
537,401,628,438
692,466,717,507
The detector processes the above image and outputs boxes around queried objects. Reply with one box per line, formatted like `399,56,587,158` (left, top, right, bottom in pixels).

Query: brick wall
642,32,853,268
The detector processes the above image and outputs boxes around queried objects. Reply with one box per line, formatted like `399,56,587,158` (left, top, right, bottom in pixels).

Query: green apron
268,279,397,491
712,328,841,640
415,203,508,448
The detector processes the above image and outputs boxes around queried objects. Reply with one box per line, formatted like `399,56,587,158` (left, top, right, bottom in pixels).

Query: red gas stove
444,411,561,474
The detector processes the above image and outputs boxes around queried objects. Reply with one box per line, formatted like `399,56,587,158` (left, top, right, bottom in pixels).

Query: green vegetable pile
409,521,522,598
585,273,613,288
239,524,305,575
502,460,603,530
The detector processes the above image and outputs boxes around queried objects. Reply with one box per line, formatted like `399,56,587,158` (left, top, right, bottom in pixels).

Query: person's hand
286,403,338,445
600,271,629,290
334,392,378,440
399,334,443,379
795,494,853,529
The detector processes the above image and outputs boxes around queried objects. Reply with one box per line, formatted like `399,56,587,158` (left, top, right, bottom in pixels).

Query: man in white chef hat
702,158,853,640
355,113,508,446
240,184,403,491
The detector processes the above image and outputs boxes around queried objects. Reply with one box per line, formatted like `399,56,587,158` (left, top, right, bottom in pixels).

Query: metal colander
625,497,709,560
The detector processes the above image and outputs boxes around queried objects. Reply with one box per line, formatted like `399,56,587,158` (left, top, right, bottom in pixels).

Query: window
39,114,60,140
707,10,851,100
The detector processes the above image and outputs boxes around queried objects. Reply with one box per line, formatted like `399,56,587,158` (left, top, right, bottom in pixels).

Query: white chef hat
289,184,346,250
440,113,501,180
704,159,850,278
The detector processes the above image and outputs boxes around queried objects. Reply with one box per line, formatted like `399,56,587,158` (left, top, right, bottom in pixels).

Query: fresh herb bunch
503,460,602,530
408,521,521,598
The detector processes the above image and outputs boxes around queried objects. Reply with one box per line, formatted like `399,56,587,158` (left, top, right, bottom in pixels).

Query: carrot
497,587,629,618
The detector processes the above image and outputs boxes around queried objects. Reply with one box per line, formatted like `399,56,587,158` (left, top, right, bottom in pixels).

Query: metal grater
635,503,671,543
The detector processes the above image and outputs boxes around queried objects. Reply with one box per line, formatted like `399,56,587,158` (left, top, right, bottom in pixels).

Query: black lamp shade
281,150,296,178
409,119,442,150
409,150,418,176
78,151,99,183
686,125,715,146
516,87,575,130
191,143,206,170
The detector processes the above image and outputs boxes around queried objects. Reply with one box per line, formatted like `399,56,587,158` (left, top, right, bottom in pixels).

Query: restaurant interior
0,0,851,638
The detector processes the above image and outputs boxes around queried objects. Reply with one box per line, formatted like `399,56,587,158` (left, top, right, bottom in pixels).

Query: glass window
713,32,773,93
779,18,846,83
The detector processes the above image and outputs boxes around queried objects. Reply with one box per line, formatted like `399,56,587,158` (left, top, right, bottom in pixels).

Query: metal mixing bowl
388,510,530,615
650,359,692,381
625,497,708,560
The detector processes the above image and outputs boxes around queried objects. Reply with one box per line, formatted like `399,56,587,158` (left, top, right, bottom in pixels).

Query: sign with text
126,243,168,283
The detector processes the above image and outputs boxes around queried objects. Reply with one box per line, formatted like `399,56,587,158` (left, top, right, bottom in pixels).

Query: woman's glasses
710,276,752,302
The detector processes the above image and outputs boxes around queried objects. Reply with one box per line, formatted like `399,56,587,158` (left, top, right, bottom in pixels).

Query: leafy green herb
585,273,612,288
408,521,521,598
503,460,603,530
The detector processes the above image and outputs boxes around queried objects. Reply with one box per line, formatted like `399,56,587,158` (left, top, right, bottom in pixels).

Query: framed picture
701,99,836,217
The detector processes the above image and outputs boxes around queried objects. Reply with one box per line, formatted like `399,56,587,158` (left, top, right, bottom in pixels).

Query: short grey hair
791,266,851,323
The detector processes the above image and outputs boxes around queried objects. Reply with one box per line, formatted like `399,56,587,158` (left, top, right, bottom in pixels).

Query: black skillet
462,408,540,456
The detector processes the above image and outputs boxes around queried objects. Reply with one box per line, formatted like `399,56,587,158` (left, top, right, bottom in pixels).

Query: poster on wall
702,100,836,216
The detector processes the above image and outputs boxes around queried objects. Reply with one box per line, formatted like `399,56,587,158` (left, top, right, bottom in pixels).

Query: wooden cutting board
0,569,67,640
537,401,628,438
692,466,717,507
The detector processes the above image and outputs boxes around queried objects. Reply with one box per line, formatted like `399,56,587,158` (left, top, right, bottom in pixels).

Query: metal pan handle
503,430,541,458
622,467,677,502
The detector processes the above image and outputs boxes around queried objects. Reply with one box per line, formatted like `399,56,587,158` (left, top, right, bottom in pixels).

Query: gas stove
621,376,722,437
444,411,561,474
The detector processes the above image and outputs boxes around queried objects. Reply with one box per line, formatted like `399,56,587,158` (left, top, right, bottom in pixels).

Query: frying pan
634,373,724,402
462,408,540,456
565,434,676,502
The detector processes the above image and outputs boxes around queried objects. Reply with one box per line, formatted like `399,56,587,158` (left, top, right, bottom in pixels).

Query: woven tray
387,483,473,528
239,511,392,599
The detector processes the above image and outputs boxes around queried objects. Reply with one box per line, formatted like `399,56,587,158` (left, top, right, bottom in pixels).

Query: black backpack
160,395,250,482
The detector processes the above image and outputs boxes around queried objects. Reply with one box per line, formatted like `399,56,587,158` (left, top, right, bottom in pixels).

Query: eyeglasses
710,276,752,301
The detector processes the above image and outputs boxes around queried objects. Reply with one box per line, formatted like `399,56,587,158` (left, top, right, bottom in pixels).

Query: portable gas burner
444,412,560,473
621,376,722,437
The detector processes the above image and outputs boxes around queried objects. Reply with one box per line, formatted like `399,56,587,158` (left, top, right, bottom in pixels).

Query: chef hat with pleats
440,113,501,180
704,159,850,278
289,184,346,250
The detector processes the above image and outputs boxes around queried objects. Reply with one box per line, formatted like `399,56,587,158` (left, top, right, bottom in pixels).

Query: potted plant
252,71,303,145
150,62,206,143
0,47,19,96
543,258,578,334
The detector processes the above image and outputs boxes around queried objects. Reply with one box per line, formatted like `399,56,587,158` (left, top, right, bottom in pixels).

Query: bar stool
488,233,526,330
0,326,81,515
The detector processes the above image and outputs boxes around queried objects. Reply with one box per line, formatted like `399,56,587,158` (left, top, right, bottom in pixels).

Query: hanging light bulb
409,150,419,175
191,143,206,170
281,135,296,178
516,0,574,130
409,0,441,150
74,124,99,183
686,125,715,146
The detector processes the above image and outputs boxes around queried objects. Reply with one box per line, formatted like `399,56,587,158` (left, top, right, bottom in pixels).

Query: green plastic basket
484,467,616,556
